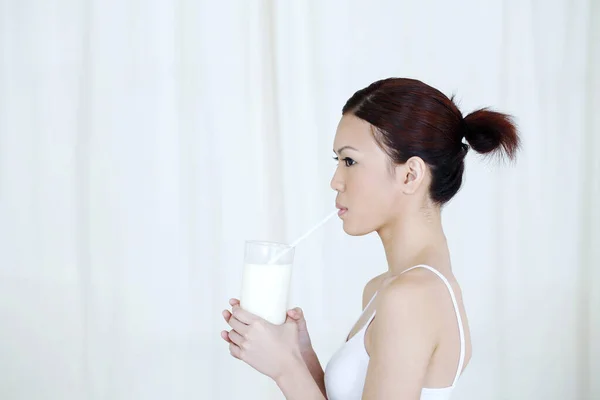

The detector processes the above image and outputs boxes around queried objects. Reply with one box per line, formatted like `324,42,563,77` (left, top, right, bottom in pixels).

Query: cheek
346,173,394,226
357,175,394,208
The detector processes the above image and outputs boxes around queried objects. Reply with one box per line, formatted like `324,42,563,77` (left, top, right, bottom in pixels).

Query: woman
220,77,520,399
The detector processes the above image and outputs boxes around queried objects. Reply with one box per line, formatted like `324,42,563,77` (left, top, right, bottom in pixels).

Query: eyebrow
333,145,359,154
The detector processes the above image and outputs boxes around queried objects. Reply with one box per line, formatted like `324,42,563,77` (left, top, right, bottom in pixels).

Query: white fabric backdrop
0,1,598,399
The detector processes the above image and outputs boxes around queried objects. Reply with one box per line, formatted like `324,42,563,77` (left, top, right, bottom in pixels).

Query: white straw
267,210,338,264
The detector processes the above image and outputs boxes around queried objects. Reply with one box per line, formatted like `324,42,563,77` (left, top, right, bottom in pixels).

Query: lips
336,202,348,217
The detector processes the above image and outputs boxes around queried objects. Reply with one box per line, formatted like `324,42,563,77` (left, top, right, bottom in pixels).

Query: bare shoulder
362,269,442,396
377,270,439,310
362,273,387,309
364,266,472,390
375,268,451,329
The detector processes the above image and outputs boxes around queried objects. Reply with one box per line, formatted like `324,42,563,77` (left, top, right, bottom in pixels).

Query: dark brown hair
342,78,521,205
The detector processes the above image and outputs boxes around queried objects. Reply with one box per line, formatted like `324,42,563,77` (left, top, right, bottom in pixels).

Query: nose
330,167,345,192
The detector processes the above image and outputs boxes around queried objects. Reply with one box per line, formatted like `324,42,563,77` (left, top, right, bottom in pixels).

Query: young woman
221,77,520,399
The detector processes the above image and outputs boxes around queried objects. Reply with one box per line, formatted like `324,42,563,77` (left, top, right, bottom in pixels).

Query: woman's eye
332,156,356,167
343,157,356,167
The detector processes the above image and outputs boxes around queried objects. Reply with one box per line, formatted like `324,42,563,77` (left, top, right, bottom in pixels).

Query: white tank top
324,265,466,400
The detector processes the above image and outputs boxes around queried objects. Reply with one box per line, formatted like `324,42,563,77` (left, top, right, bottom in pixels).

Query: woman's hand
221,299,303,381
223,299,313,354
286,307,313,355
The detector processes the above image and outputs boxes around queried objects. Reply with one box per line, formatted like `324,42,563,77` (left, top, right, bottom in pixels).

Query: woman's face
331,114,407,236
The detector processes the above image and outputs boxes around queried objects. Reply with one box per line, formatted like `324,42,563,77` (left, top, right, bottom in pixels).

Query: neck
376,203,449,276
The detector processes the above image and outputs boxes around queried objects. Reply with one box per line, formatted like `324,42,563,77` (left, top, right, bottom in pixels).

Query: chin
342,220,375,237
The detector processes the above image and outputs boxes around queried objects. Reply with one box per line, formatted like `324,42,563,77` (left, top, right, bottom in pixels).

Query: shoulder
374,268,445,334
362,269,443,396
362,273,387,309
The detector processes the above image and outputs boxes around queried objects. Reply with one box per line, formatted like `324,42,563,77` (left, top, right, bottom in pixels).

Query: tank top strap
400,264,466,386
361,291,379,323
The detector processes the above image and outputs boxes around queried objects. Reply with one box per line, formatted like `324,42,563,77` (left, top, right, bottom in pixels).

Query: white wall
0,0,598,399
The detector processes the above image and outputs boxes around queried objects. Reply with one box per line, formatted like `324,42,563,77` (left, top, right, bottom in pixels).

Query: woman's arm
282,274,384,398
300,346,326,397
286,307,327,397
276,354,327,400
361,278,437,399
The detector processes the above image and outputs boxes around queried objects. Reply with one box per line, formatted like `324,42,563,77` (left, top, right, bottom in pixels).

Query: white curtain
1,1,598,399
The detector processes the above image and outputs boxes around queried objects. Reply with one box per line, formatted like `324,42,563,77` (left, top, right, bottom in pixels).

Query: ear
398,156,427,194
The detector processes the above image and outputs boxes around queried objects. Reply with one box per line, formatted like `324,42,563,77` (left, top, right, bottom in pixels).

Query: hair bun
463,108,520,161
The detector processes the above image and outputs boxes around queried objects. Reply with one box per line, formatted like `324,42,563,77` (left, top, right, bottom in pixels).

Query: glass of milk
240,240,295,325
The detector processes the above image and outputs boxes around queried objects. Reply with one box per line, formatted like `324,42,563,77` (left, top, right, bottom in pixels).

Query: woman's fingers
222,310,232,322
229,342,242,360
287,307,305,321
227,314,249,335
223,299,244,357
228,329,245,347
222,300,252,354
231,304,258,324
223,309,250,333
221,330,232,343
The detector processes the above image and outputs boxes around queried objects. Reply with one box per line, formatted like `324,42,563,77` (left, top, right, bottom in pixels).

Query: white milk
240,263,292,325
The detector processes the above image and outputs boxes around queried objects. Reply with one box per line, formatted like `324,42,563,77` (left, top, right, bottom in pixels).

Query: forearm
276,354,327,400
301,347,327,397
